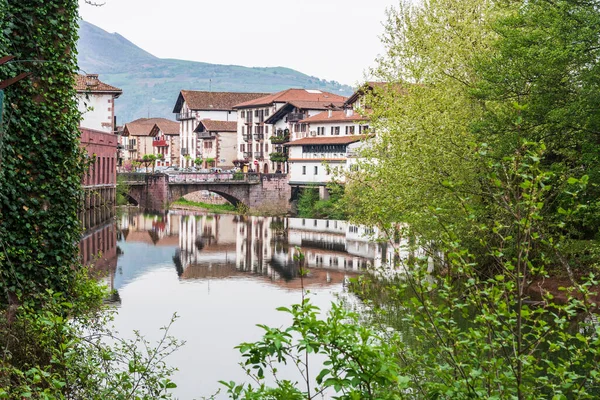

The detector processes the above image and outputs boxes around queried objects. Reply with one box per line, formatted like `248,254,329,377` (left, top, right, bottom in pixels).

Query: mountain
76,20,354,123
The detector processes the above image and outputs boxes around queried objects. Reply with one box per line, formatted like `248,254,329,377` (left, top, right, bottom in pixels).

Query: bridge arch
180,189,243,208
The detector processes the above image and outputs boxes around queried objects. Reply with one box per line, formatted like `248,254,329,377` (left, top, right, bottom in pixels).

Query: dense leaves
0,0,85,301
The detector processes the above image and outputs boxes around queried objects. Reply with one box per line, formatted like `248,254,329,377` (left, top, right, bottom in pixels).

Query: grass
171,197,236,213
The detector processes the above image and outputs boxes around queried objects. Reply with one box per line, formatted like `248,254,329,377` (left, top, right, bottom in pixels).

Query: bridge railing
168,172,261,184
118,173,147,183
118,172,263,184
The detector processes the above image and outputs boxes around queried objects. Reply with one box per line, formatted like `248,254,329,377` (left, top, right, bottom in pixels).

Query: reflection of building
173,212,393,288
79,218,118,292
118,211,180,246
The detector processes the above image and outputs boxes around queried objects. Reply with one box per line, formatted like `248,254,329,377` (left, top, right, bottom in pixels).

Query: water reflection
81,209,392,399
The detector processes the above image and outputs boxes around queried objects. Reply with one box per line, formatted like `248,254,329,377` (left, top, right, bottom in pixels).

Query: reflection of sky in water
112,212,370,399
113,260,348,399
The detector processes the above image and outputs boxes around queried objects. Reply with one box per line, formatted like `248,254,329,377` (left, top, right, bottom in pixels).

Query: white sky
78,0,395,86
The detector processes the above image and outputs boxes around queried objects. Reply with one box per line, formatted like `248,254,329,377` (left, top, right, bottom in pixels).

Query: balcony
126,144,136,151
287,112,305,122
181,148,189,156
176,111,196,121
243,152,252,159
242,134,252,142
270,134,290,144
152,139,169,147
253,134,264,140
254,152,264,160
197,132,216,139
244,117,253,124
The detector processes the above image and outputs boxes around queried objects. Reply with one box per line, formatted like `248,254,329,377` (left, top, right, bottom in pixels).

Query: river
80,209,392,399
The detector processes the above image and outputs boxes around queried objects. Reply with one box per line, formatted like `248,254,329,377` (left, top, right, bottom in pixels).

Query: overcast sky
78,0,395,86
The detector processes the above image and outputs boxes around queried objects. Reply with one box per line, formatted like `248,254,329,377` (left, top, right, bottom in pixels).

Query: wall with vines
0,0,84,302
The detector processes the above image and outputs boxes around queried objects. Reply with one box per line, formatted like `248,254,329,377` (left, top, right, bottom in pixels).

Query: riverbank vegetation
171,197,237,213
0,2,181,398
222,0,600,397
297,184,348,220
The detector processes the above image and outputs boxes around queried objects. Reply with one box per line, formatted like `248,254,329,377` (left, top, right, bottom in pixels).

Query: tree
0,0,84,302
142,154,158,173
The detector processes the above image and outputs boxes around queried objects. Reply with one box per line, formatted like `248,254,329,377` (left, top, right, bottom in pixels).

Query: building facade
75,73,122,229
121,117,179,168
194,119,238,169
233,89,347,174
75,74,122,133
172,91,268,168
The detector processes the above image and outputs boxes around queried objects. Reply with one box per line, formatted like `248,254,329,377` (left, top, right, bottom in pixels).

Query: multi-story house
284,83,391,198
75,74,122,229
232,89,347,173
149,119,180,167
194,120,237,169
75,74,122,133
172,91,268,168
121,118,179,167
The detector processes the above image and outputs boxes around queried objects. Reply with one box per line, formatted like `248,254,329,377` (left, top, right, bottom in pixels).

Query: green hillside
76,20,353,123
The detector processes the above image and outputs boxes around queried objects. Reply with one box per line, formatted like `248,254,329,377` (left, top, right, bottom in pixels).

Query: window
204,141,213,149
331,126,340,135
359,125,369,134
255,110,259,117
265,108,270,116
265,125,269,134
241,111,245,118
240,144,245,152
301,123,307,132
314,166,318,175
317,127,325,135
345,126,355,135
302,166,306,175
242,126,245,134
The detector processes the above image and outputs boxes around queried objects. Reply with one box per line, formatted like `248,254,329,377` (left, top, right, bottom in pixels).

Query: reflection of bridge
119,173,291,211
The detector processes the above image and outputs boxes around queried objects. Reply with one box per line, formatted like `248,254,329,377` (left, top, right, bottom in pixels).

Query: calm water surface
82,210,391,399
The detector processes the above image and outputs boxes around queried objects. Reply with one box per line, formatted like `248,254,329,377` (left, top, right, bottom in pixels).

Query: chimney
328,109,332,118
85,74,99,87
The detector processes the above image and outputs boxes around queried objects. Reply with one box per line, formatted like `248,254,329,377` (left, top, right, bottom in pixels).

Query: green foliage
232,171,244,180
0,0,84,301
116,175,131,206
221,298,408,400
171,197,236,213
268,152,287,163
297,184,347,220
350,144,600,398
0,270,182,399
194,157,203,166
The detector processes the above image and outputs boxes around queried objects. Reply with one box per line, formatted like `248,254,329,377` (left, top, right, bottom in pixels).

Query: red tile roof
196,119,237,132
150,119,180,136
285,135,367,146
344,81,407,106
300,110,369,124
74,74,122,94
123,118,177,136
174,90,269,112
234,88,347,109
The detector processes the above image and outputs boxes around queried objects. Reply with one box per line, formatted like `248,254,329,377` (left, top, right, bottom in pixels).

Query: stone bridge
120,173,291,212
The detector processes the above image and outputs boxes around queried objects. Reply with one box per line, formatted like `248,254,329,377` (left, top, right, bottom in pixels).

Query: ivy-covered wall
0,1,83,302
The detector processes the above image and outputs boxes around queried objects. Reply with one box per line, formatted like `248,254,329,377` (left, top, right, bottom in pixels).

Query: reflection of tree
172,249,183,277
121,229,129,240
194,237,205,251
147,230,160,245
116,246,123,256
268,256,298,281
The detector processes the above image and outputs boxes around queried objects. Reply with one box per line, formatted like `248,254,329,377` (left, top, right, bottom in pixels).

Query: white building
172,91,268,168
232,89,347,173
149,119,180,167
284,82,397,195
193,120,238,169
75,74,122,133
